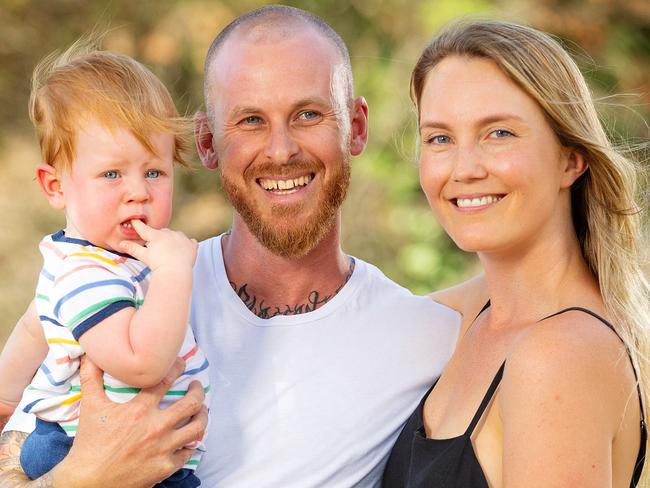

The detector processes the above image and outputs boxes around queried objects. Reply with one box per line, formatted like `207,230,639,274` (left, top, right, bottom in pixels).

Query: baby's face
60,120,175,251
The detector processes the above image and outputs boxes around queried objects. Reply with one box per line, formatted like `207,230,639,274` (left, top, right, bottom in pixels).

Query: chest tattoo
229,258,355,319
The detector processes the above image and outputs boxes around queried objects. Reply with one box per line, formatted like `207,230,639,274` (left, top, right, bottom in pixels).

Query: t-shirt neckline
211,234,366,326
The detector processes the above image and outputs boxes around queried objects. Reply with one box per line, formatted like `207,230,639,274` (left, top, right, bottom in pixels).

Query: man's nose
264,124,299,164
451,144,488,182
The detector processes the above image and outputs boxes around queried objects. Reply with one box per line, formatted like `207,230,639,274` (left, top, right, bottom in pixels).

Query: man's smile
257,173,314,194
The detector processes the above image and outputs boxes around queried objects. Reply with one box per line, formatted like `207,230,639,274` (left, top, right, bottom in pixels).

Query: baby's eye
103,170,119,179
145,169,162,178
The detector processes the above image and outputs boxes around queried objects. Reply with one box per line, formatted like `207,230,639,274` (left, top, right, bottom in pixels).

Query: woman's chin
447,235,492,254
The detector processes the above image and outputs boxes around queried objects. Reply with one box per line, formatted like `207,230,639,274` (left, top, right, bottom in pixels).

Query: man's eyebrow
293,97,331,108
419,113,527,130
228,97,333,119
229,106,261,120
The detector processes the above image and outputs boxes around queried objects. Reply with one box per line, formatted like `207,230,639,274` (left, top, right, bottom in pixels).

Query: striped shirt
22,231,210,469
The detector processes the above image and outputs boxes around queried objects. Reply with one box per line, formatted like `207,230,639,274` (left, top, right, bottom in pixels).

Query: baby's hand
119,220,197,272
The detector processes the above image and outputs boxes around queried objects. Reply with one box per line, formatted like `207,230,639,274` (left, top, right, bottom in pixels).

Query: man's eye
145,169,161,178
242,116,262,124
103,170,119,179
298,110,320,121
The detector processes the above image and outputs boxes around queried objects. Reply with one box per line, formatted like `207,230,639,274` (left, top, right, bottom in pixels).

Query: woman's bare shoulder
502,308,636,433
498,309,638,485
429,273,488,320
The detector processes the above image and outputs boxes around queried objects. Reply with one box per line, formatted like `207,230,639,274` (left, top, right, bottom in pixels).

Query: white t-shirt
6,235,460,487
191,236,460,487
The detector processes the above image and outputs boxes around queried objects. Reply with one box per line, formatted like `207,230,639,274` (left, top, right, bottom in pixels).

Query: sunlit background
1,0,648,343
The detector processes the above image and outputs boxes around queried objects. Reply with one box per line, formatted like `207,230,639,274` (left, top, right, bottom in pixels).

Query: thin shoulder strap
465,361,506,436
460,300,491,340
540,307,645,420
477,300,491,317
541,307,647,487
542,306,617,333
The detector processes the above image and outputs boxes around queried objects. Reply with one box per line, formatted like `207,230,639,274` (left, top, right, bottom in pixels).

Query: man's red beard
221,159,350,258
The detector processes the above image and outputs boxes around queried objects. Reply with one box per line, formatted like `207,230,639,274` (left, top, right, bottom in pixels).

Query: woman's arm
500,312,636,487
429,273,488,334
0,300,47,416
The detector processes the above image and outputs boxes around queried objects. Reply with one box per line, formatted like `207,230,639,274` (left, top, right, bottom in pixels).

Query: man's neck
221,217,353,319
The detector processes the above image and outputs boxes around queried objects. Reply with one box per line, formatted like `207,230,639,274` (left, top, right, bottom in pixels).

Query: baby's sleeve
50,256,137,340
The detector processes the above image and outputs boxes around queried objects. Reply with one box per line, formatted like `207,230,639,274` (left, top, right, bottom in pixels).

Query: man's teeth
259,175,313,191
456,195,503,208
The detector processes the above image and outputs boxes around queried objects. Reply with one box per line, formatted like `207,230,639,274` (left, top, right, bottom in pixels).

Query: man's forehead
206,30,338,107
210,69,336,117
211,24,338,70
233,18,305,44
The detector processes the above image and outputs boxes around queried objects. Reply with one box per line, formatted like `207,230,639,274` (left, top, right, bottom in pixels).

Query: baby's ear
36,164,66,210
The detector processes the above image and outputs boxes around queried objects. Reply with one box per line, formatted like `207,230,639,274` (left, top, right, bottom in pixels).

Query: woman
383,21,648,487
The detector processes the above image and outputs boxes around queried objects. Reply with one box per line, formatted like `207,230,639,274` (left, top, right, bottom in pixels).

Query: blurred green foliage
0,0,648,343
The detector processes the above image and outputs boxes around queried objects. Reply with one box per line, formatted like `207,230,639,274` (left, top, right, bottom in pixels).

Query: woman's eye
492,129,514,138
427,135,451,144
145,169,161,178
103,170,119,179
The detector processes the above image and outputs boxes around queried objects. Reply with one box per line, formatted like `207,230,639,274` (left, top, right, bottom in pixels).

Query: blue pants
21,419,200,487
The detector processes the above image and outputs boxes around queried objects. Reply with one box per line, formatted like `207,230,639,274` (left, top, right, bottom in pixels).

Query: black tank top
382,306,647,488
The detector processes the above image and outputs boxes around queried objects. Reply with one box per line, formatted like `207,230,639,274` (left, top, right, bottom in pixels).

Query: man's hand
52,356,207,488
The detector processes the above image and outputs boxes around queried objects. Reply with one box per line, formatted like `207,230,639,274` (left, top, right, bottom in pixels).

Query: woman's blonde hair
412,20,648,484
30,37,192,171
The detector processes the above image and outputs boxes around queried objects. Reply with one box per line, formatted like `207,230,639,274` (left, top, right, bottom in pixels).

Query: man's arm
0,357,207,488
0,431,53,487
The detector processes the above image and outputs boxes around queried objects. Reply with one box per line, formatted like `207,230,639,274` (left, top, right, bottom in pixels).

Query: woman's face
418,55,582,255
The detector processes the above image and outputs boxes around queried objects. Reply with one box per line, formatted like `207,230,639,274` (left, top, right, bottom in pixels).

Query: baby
0,41,209,487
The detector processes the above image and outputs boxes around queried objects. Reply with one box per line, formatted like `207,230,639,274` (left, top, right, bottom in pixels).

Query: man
0,6,461,487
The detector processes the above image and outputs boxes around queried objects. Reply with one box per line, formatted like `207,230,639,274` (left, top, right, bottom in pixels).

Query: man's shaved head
203,5,353,123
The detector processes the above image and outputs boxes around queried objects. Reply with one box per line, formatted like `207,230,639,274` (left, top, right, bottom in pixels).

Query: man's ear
349,96,369,157
195,112,219,170
36,163,65,210
560,148,588,189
